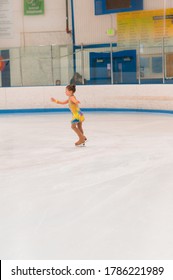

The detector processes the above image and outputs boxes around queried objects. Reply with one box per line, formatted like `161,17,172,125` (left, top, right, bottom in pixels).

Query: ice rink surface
1,111,173,260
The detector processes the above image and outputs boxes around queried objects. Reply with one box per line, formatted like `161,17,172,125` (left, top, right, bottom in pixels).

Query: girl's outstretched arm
51,97,69,105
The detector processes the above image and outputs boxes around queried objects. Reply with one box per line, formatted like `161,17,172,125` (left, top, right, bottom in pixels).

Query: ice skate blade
75,142,85,147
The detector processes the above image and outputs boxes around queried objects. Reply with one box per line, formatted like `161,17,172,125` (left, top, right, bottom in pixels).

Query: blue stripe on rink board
1,108,173,115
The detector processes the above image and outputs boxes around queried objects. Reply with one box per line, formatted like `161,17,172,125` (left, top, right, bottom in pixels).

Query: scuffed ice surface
0,112,173,259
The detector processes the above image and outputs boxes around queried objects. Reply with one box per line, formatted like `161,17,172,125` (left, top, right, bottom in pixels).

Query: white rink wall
1,85,173,112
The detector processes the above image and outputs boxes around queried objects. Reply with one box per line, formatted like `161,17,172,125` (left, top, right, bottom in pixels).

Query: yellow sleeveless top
69,99,85,123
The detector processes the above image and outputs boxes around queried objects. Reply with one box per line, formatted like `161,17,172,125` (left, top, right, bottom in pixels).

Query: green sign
24,0,44,15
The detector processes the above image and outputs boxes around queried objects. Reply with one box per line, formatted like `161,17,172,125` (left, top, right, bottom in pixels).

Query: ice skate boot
75,138,85,147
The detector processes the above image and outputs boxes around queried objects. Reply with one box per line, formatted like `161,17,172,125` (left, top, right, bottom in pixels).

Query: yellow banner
117,9,173,47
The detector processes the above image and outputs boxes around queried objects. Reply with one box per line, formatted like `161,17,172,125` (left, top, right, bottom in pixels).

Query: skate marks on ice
1,112,173,259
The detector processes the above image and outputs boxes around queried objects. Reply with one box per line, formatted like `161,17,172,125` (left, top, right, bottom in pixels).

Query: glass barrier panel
2,38,173,87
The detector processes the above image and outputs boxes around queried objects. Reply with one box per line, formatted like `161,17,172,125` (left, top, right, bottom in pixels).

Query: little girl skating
51,84,87,146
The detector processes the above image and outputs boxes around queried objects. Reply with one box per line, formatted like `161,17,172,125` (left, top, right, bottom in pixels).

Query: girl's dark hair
66,84,76,93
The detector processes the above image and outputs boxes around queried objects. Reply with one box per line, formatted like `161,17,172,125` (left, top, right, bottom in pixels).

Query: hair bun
67,84,76,93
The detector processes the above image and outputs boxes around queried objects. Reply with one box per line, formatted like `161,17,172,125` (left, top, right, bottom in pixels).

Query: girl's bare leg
71,123,85,144
77,122,87,140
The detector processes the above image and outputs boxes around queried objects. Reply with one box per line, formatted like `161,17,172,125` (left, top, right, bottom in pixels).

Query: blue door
90,53,111,84
90,50,137,84
0,50,11,87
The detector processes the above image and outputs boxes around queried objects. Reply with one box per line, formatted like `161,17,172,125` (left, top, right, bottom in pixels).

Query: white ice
1,112,173,259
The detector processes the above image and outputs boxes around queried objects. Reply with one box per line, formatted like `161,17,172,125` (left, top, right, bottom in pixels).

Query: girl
51,84,87,146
